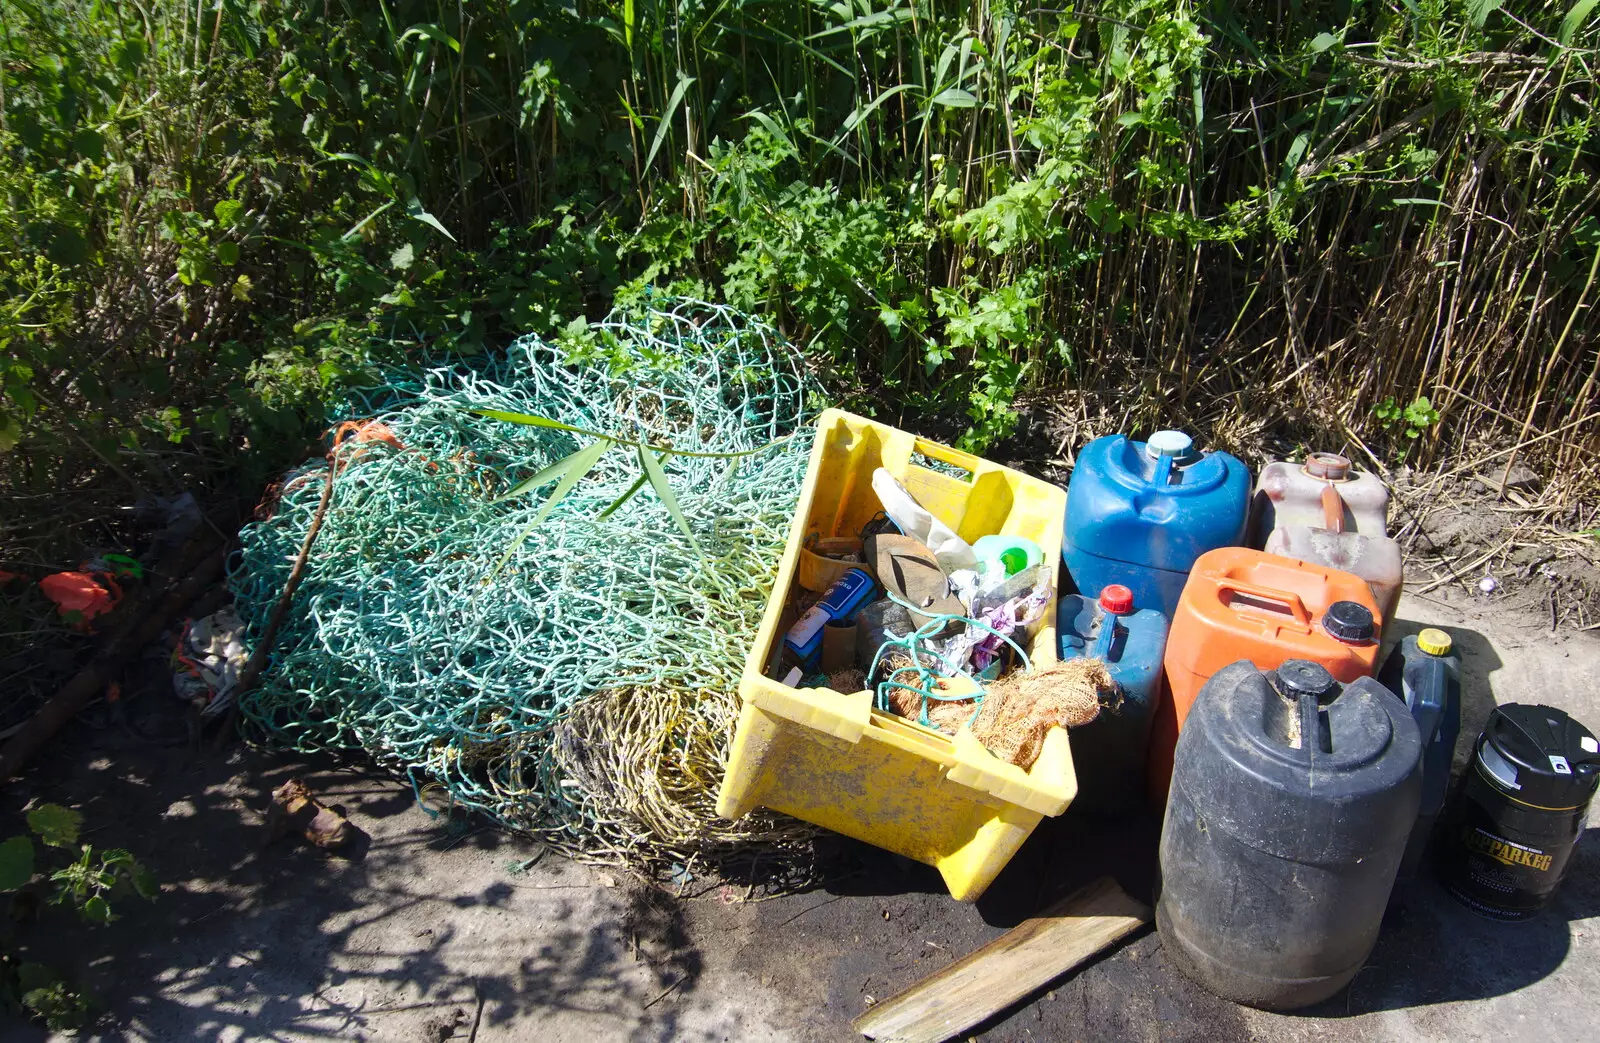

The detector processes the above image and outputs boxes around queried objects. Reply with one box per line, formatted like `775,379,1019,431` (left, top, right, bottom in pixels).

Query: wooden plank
853,876,1151,1043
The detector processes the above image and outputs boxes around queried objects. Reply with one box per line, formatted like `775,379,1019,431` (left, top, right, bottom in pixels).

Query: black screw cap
1323,600,1376,644
1276,659,1337,699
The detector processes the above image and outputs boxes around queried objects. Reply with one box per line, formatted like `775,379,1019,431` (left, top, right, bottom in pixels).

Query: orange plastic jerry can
1147,548,1383,801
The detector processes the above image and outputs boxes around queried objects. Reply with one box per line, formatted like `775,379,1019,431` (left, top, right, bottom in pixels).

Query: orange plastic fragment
40,571,123,624
332,419,404,453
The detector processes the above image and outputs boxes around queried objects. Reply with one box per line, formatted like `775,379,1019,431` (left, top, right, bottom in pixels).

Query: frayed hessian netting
230,298,820,878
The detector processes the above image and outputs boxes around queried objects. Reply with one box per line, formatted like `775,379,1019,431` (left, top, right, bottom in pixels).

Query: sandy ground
3,578,1598,1043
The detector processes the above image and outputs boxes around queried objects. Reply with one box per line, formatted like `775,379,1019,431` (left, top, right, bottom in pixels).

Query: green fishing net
231,298,820,874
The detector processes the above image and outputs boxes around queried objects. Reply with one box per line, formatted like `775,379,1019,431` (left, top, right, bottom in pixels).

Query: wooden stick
853,876,1150,1043
0,537,227,781
212,465,337,749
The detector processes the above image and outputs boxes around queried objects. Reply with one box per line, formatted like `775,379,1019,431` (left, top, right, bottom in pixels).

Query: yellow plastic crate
716,409,1074,901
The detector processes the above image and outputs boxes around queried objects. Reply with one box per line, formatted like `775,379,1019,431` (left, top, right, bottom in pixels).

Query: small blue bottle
1059,584,1169,812
1378,627,1461,881
784,568,877,670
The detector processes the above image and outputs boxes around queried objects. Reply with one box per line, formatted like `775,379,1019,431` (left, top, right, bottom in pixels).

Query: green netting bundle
231,298,819,874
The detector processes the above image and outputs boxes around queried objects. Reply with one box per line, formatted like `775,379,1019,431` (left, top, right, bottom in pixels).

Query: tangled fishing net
231,298,820,877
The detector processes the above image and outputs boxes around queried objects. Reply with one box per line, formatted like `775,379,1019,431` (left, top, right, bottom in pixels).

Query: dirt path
3,580,1597,1042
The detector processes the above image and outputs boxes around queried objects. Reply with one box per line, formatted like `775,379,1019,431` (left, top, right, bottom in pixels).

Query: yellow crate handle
908,436,986,480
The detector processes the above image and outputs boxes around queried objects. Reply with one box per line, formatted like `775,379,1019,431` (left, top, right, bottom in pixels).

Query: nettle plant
1374,395,1442,445
0,804,156,1030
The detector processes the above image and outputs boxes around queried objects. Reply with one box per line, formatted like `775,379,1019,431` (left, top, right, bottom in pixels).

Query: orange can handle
1215,579,1313,625
1320,484,1345,533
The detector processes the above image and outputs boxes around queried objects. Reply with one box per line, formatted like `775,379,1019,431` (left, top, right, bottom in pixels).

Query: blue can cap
1145,430,1193,457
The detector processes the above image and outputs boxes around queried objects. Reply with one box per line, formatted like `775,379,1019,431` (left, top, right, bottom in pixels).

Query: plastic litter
171,606,249,717
39,570,122,625
973,534,1044,579
870,468,978,573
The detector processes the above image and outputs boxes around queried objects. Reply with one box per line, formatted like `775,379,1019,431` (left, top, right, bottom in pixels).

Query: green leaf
644,74,696,174
405,198,455,242
930,88,978,108
214,241,239,266
491,439,614,574
1311,32,1339,53
637,445,702,553
390,242,416,270
0,412,21,452
27,804,82,849
471,408,595,436
0,835,35,890
343,200,396,240
837,83,919,141
498,443,603,502
744,109,799,158
16,962,58,993
72,128,105,161
1281,132,1311,184
805,7,915,40
213,200,244,227
131,863,157,901
1465,0,1503,27
1561,0,1599,43
597,470,650,519
398,23,462,52
109,36,147,72
322,152,396,197
82,895,113,925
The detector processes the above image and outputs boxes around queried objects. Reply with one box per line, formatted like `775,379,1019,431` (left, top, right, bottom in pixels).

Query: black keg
1437,704,1599,920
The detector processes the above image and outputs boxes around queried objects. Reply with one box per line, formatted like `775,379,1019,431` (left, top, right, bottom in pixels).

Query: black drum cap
1323,600,1376,644
1275,659,1337,699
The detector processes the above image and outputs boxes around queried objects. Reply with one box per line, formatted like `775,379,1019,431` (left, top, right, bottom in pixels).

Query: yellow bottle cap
1416,628,1453,656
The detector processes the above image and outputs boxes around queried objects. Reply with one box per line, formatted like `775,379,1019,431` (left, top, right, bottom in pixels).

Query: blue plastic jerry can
1378,627,1462,881
1062,430,1250,617
1059,584,1169,812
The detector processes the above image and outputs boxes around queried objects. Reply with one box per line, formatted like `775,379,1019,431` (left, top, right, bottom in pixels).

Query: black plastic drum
1437,704,1599,920
1157,659,1421,1009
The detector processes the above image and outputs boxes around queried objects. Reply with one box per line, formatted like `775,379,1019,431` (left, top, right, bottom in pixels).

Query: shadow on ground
771,618,1587,1041
0,672,719,1043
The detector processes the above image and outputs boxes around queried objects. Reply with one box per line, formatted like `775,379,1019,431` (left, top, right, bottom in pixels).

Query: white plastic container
1251,453,1402,627
1251,453,1389,540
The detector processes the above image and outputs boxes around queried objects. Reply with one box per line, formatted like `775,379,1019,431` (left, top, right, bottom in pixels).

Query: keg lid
1322,601,1376,644
1275,659,1337,700
1477,704,1600,809
1416,628,1453,656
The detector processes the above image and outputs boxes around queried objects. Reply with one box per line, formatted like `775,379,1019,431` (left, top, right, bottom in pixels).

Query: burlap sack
970,658,1110,769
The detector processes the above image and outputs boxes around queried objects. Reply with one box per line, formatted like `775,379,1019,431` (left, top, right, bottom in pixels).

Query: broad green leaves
0,835,35,890
28,804,83,849
1464,0,1504,28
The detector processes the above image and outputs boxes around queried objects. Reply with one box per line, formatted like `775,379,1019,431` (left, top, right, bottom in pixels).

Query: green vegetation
1,804,156,1029
2,0,1598,559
